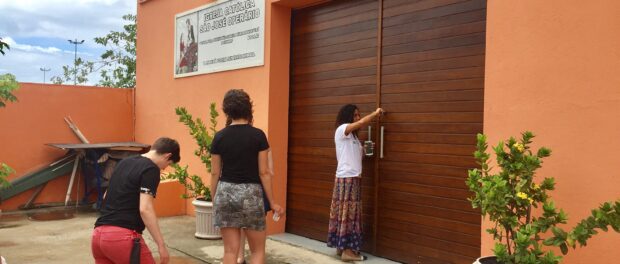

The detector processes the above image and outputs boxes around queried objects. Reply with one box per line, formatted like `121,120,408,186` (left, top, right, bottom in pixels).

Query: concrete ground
0,207,399,264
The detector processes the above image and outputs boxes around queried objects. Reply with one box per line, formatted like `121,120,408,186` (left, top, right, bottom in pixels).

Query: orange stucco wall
484,1,620,262
154,180,187,217
136,0,294,234
0,83,134,211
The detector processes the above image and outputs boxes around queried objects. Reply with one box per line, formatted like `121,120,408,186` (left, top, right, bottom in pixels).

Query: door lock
364,125,374,157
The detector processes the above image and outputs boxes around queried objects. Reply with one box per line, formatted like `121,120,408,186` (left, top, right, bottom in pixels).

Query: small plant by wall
467,132,620,263
163,103,219,201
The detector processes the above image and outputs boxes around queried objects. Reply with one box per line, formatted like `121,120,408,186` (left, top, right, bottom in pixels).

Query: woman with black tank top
210,89,284,264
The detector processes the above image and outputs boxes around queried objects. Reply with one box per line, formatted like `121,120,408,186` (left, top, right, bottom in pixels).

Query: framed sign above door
174,0,265,78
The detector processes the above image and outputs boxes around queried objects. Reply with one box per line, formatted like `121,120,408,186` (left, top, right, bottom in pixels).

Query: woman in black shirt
210,89,284,264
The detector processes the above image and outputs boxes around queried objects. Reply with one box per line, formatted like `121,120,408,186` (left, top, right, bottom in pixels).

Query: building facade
136,0,620,263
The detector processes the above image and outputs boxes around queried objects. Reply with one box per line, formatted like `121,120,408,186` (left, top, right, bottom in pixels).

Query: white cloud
0,45,100,85
0,0,122,9
3,37,63,54
0,0,135,84
0,0,136,43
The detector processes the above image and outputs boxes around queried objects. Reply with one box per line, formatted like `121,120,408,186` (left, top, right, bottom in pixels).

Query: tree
467,132,620,263
0,163,13,188
50,58,94,85
0,73,18,107
0,37,9,56
95,14,136,88
0,73,18,188
51,14,136,88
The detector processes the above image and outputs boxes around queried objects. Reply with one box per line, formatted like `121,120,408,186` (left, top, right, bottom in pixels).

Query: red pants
91,225,155,264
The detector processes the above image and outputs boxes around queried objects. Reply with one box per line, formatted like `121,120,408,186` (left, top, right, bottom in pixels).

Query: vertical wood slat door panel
288,0,486,262
287,0,379,253
376,0,486,263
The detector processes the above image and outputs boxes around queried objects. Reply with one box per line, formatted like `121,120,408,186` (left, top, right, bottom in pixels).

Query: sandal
336,249,343,256
341,252,367,262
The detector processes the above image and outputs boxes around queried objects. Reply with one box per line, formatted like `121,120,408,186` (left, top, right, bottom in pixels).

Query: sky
0,0,137,85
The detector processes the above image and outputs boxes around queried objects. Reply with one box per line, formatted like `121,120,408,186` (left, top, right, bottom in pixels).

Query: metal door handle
364,125,374,157
380,126,384,159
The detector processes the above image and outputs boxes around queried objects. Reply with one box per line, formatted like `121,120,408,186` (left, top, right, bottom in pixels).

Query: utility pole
40,67,50,84
68,39,84,85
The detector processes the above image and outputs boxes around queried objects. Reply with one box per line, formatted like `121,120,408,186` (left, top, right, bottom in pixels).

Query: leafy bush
163,103,219,201
0,163,14,188
467,132,620,263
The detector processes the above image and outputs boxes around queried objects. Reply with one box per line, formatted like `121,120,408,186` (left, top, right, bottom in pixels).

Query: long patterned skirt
327,177,363,251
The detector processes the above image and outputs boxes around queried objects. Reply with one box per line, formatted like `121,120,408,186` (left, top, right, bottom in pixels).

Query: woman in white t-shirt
327,104,383,262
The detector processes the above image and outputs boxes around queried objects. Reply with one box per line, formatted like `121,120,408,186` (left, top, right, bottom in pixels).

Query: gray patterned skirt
213,181,266,231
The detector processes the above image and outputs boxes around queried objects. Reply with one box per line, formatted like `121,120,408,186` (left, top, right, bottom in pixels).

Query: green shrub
163,103,219,201
467,132,620,263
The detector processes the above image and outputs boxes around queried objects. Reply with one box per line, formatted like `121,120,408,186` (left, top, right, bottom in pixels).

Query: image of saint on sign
176,15,198,74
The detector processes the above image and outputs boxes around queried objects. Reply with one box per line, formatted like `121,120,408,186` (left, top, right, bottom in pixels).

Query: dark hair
335,104,358,128
222,89,253,124
152,137,181,163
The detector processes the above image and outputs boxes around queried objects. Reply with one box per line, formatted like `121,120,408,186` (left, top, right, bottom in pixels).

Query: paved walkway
0,207,399,264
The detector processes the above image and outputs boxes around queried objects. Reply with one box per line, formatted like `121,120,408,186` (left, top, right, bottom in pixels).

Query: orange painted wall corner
0,83,134,211
154,179,187,217
484,0,620,262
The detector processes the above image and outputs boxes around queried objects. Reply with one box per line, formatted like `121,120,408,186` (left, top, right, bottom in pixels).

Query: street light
40,67,50,84
68,39,84,85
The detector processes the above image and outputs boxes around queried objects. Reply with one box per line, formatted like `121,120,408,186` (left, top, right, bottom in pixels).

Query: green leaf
543,237,556,246
493,243,509,260
516,231,529,244
559,243,568,255
542,251,562,264
541,177,556,190
551,227,567,240
537,147,552,158
557,210,568,223
0,73,19,107
0,163,15,188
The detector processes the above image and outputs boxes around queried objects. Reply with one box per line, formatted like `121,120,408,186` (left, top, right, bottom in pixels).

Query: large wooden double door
286,1,486,263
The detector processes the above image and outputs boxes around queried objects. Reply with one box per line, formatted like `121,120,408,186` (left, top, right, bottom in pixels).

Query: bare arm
267,150,274,177
258,149,284,215
344,108,384,136
210,154,222,197
139,193,169,264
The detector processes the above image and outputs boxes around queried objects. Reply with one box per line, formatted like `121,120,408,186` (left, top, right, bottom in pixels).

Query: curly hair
222,89,253,124
335,104,358,128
